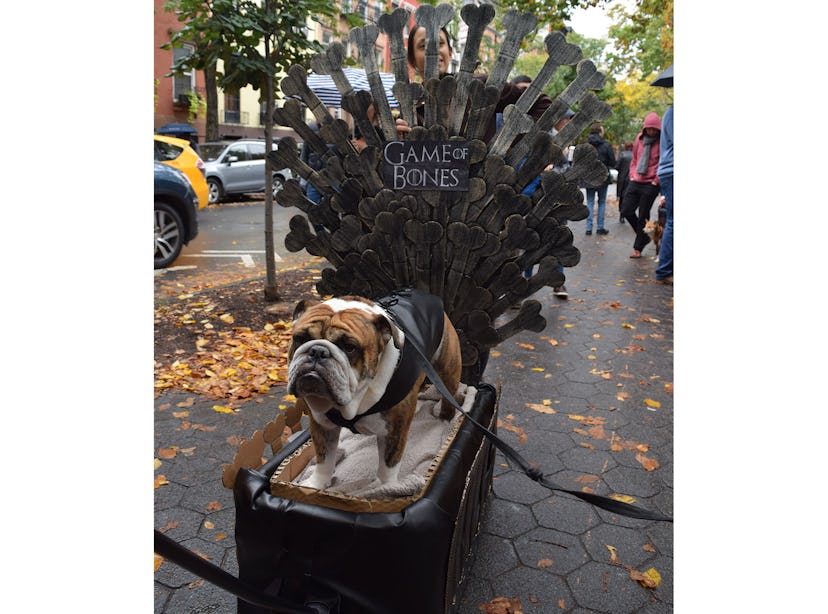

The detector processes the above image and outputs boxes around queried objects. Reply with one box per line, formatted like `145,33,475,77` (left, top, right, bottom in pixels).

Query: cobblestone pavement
154,201,673,613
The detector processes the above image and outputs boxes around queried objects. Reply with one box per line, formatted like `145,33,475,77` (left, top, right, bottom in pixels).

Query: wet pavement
154,196,673,613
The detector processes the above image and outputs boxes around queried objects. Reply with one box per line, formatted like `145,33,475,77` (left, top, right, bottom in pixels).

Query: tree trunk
204,63,219,142
263,36,280,302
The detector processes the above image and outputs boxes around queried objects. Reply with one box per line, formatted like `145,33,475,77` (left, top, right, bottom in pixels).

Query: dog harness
324,289,446,434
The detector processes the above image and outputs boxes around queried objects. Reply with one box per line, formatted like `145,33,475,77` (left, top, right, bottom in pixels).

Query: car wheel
207,178,224,204
272,174,285,198
155,201,184,269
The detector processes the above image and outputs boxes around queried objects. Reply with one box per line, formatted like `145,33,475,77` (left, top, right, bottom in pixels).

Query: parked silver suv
200,139,295,204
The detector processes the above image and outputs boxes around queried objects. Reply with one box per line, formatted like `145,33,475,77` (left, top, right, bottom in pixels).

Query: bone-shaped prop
330,214,365,255
329,176,364,216
342,90,383,151
473,214,539,286
275,179,338,230
493,300,547,343
378,8,419,129
504,60,606,166
413,3,455,83
511,32,582,117
374,209,413,287
552,92,612,148
485,262,529,316
425,75,456,129
448,3,496,136
284,214,342,266
281,65,354,157
563,142,609,188
272,99,328,160
443,222,489,312
485,11,537,93
355,249,397,296
403,219,443,292
487,104,536,158
525,255,565,296
463,78,503,142
342,146,385,196
350,25,397,141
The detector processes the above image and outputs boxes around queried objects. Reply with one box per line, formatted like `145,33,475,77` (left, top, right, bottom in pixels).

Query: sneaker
552,285,569,299
630,250,641,259
585,230,592,236
596,228,609,235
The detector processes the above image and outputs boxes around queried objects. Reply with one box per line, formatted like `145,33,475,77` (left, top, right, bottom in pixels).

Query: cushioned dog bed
270,384,476,511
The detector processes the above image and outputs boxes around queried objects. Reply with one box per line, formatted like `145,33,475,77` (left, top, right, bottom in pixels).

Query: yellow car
154,134,209,209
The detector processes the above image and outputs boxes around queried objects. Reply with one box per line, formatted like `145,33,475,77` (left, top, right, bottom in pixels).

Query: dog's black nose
308,345,330,361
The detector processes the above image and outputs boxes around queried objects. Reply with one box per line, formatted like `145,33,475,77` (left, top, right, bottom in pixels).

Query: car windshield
200,144,227,162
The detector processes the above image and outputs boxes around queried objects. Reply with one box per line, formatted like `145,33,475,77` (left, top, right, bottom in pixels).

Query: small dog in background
644,204,667,258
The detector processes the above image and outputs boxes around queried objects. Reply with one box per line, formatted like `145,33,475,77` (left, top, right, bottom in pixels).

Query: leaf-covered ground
154,263,322,405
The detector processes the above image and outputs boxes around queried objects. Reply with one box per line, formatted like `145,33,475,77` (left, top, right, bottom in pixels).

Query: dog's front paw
302,470,332,491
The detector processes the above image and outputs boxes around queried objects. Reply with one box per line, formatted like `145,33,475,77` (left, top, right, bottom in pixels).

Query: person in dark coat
582,124,616,235
615,142,633,222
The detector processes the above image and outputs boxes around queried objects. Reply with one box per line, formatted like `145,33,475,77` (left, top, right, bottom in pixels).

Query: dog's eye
338,340,360,356
292,332,311,346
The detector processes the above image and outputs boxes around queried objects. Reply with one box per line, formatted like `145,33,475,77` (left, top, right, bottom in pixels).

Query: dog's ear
373,313,405,349
292,299,319,322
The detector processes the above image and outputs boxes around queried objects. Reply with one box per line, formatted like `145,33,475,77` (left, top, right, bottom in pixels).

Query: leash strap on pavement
397,316,674,523
154,529,320,614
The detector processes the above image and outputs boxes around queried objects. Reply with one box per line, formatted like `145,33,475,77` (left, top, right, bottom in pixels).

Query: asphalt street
154,194,674,613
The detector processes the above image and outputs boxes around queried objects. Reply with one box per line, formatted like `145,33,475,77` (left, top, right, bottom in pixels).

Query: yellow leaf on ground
609,493,636,504
644,398,661,408
542,399,552,406
630,567,661,589
153,458,162,470
635,452,660,471
172,411,190,419
530,367,545,372
537,559,553,568
213,405,235,414
203,521,215,529
548,338,559,346
154,475,169,489
154,553,164,572
158,447,177,459
525,403,556,414
176,397,195,408
621,323,635,329
606,544,620,564
564,323,575,328
517,342,535,350
219,313,235,324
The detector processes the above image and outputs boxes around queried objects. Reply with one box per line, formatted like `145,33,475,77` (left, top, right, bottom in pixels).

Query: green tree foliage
606,0,673,79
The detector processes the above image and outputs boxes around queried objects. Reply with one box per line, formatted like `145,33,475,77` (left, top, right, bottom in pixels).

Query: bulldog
287,290,462,490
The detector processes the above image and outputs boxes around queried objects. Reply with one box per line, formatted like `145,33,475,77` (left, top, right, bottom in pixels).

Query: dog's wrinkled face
287,297,400,412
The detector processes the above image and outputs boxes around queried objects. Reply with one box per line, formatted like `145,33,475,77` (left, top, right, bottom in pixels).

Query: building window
224,91,241,124
172,43,196,102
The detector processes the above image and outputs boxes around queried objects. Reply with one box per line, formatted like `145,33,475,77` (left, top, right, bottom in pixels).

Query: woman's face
411,27,452,76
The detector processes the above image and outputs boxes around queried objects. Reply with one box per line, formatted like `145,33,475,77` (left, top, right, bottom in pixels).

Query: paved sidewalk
154,202,673,613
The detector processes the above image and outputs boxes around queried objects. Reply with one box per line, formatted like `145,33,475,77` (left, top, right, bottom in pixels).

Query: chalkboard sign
382,140,470,191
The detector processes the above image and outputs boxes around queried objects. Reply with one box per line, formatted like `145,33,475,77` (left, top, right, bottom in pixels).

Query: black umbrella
156,122,198,135
650,64,673,88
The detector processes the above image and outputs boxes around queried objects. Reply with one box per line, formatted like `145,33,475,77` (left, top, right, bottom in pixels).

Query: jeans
584,184,608,231
655,173,673,279
621,181,661,252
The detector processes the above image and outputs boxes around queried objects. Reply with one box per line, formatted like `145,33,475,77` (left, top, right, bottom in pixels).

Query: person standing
621,112,661,258
615,142,633,222
655,105,673,283
582,124,616,236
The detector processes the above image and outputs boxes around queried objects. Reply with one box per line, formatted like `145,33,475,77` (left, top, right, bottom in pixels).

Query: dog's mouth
292,371,330,398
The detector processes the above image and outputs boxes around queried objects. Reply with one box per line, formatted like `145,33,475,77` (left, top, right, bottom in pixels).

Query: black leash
380,293,673,523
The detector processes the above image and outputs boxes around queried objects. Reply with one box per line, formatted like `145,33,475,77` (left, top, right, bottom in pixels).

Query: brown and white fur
643,206,667,258
287,296,462,490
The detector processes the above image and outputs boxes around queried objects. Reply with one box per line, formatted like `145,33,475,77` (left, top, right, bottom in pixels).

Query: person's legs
633,184,659,252
585,188,596,233
620,182,639,227
655,174,673,280
596,184,608,232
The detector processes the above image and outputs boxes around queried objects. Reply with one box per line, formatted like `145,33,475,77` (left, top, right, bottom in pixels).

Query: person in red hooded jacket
621,112,661,258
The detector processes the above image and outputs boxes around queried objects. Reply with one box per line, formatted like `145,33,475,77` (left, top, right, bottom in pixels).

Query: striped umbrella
304,67,399,109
